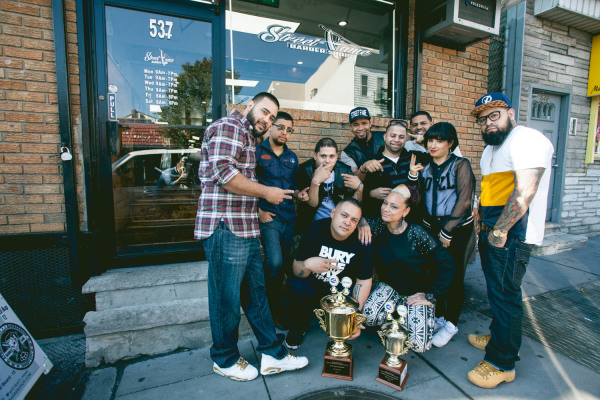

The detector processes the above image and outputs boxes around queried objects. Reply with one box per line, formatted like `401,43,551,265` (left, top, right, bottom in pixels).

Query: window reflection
105,6,212,253
226,0,394,116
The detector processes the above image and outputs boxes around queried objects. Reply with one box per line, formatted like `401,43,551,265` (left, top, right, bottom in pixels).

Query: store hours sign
0,294,52,400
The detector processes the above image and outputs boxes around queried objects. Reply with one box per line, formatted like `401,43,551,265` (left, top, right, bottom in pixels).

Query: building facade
2,0,598,363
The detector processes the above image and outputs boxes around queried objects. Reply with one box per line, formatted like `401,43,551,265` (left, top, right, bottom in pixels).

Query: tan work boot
468,333,490,350
468,360,515,388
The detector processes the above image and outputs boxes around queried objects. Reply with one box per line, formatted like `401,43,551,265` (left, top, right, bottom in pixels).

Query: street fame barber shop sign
258,24,374,59
0,294,52,400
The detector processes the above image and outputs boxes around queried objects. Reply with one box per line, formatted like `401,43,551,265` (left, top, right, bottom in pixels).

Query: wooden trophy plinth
321,342,353,381
376,355,408,391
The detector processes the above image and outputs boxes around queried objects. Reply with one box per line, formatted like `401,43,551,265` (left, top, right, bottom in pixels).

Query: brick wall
519,0,599,236
0,0,83,234
230,104,389,163
1,0,62,233
405,0,488,191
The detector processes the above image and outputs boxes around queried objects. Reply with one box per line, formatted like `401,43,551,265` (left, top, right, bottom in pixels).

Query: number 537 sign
0,294,52,400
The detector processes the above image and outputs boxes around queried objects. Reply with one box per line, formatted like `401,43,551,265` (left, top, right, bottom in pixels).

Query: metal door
92,0,224,262
528,91,561,221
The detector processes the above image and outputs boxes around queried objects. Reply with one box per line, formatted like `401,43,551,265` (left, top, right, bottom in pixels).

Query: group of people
194,90,554,390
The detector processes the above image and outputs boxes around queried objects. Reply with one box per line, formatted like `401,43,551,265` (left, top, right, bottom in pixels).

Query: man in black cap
340,107,385,176
466,92,553,389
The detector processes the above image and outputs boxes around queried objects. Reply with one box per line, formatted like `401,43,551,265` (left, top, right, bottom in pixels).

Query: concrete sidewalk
80,237,600,400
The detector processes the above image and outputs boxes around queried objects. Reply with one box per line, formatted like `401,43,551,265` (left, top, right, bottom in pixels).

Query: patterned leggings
363,282,436,353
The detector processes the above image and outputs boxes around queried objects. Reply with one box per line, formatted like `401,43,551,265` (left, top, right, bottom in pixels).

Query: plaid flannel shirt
194,109,260,240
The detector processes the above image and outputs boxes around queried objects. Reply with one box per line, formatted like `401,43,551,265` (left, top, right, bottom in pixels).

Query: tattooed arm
489,167,546,247
353,278,372,311
347,278,372,340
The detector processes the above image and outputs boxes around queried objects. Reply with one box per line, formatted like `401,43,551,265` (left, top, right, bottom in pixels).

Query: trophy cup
313,276,366,381
376,302,412,391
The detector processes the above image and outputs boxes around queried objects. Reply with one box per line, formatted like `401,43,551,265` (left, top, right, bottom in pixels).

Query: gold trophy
376,302,412,391
313,276,366,381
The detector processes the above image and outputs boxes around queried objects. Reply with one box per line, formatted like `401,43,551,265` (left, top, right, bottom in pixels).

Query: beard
482,119,514,146
246,107,268,138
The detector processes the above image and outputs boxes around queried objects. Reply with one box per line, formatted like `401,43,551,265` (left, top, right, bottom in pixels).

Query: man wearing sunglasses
256,111,309,329
466,92,553,389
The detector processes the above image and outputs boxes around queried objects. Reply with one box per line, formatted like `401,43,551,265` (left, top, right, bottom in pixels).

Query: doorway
90,0,224,262
528,89,567,223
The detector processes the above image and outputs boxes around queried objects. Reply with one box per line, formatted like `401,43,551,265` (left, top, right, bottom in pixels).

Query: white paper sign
0,294,52,400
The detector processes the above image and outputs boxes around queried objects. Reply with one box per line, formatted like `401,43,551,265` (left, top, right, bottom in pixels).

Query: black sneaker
285,330,305,350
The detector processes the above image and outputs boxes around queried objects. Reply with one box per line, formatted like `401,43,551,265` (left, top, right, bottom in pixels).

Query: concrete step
533,231,588,256
544,222,562,234
84,264,209,309
81,261,250,367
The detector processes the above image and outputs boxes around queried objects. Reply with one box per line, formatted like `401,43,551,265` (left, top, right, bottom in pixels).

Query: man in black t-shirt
285,198,373,349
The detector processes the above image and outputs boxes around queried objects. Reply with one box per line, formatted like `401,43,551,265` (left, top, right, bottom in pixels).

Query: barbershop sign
258,24,373,59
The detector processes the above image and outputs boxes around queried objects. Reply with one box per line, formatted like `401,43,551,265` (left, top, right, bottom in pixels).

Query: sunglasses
387,119,408,128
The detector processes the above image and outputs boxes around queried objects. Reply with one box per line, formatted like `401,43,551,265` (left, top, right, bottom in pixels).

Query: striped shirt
194,110,260,240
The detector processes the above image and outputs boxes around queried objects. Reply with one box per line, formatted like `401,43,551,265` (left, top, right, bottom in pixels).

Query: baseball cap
471,92,513,117
349,107,371,123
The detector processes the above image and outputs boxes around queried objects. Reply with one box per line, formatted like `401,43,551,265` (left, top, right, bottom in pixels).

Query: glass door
95,1,223,258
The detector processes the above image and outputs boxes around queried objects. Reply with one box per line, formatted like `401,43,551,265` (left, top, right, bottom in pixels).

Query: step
82,262,252,366
544,222,562,235
83,262,208,293
532,231,588,256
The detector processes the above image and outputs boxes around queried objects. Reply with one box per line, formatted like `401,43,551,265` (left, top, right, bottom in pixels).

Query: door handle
107,121,119,155
552,164,559,168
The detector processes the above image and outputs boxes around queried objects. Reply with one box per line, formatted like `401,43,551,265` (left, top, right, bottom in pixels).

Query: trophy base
376,355,408,391
322,342,353,381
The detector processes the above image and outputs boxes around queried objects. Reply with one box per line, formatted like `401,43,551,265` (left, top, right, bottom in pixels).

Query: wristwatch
492,229,507,238
425,293,435,303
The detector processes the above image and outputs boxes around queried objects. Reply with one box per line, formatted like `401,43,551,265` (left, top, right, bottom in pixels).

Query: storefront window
225,0,395,116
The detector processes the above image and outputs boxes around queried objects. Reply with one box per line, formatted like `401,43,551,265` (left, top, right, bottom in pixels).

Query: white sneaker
434,316,446,334
213,357,258,381
260,353,309,375
432,320,458,348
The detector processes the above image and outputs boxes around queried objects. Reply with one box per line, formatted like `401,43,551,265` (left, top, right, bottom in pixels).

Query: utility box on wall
422,0,501,49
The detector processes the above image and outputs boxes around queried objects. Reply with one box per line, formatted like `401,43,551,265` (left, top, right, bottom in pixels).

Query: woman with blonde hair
361,184,456,353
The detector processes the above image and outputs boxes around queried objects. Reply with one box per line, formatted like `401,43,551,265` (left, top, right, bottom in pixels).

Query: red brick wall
230,104,390,163
1,0,63,233
405,0,488,190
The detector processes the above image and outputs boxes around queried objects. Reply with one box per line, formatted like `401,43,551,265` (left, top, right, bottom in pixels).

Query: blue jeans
479,232,532,371
201,222,287,368
287,276,330,333
260,220,294,320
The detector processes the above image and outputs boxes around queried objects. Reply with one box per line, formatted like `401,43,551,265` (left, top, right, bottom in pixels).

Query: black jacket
342,131,385,168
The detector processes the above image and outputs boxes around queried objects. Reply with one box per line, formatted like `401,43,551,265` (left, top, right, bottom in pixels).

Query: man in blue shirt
256,111,309,328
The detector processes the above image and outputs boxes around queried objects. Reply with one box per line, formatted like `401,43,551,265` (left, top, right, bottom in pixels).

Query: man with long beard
466,92,553,388
196,92,308,382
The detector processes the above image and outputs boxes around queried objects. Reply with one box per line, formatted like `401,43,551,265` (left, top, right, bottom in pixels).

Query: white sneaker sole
213,366,257,382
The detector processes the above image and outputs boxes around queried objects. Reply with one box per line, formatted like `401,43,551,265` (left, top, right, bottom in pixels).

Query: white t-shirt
480,125,554,245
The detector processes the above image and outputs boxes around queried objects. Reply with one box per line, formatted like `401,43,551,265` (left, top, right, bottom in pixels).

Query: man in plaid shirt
196,92,308,382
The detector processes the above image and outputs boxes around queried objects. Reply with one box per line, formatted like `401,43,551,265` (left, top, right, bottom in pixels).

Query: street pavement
80,237,600,400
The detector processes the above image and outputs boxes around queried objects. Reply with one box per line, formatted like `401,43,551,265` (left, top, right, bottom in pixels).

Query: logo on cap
482,95,493,104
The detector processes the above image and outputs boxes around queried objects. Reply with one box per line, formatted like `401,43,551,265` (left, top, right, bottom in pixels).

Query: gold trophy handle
313,308,327,332
351,313,366,335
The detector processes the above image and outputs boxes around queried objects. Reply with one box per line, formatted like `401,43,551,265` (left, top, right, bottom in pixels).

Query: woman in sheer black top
408,122,476,348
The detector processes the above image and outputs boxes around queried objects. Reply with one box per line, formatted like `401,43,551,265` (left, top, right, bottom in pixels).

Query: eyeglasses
476,110,505,126
272,123,294,134
387,119,408,128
